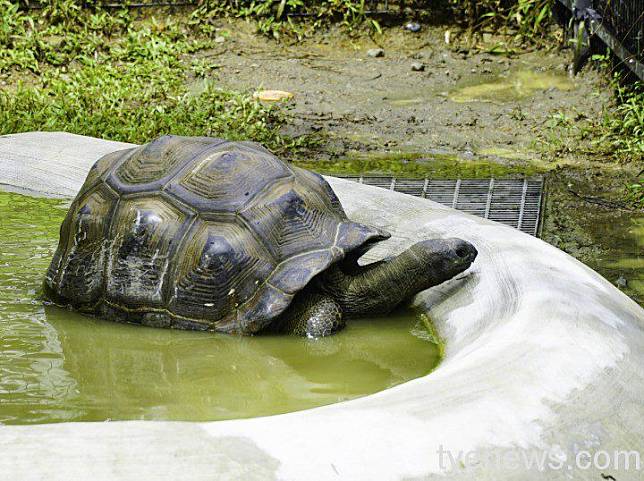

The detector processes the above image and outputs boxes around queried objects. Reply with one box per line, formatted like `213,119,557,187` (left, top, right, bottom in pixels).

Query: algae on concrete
293,150,546,179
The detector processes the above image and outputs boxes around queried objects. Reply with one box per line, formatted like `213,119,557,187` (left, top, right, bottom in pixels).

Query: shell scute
240,184,337,261
169,147,292,213
115,135,222,187
105,196,191,308
168,219,275,329
45,185,117,307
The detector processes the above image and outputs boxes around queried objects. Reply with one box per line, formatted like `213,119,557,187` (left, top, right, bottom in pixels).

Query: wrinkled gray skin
273,238,477,337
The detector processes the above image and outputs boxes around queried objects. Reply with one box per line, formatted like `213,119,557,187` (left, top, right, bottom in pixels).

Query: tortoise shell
44,135,389,334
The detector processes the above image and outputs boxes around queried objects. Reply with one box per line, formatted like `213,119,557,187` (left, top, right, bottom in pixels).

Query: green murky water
0,191,440,425
583,214,644,304
449,69,575,103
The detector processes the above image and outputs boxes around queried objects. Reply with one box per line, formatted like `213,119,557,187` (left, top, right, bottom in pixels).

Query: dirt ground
199,21,608,160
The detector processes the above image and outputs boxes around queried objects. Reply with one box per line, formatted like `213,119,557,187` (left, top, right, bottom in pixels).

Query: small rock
404,22,421,32
616,275,628,288
367,48,385,58
482,32,493,43
411,62,425,72
214,36,226,44
253,90,294,102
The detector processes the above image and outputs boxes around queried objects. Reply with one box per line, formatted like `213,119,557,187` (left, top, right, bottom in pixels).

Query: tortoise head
408,238,478,289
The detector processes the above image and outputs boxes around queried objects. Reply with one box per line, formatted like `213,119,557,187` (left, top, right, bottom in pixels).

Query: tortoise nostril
453,241,477,262
455,245,469,258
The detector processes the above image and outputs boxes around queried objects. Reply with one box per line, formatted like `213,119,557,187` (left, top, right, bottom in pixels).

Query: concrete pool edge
1,132,643,481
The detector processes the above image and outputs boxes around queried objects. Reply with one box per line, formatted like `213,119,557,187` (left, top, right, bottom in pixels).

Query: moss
418,313,446,361
293,150,546,179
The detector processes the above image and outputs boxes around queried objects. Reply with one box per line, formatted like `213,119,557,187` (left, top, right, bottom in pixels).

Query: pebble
214,36,226,43
404,22,421,32
411,62,425,72
367,48,385,58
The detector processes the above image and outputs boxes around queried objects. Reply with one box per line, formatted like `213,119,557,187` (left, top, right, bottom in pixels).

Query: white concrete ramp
1,132,643,481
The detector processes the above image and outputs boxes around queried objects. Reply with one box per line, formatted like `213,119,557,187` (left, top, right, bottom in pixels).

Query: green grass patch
601,81,644,161
456,0,554,37
0,63,296,149
191,1,555,42
0,1,308,152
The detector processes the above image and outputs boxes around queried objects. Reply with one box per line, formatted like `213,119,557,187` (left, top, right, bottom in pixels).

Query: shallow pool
0,191,440,425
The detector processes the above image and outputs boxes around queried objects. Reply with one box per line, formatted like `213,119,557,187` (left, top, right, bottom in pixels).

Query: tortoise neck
320,248,435,317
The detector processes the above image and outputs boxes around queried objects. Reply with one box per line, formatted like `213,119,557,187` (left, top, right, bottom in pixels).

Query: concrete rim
1,132,643,481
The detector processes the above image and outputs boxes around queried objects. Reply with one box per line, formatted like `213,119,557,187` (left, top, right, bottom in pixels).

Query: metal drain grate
336,176,545,236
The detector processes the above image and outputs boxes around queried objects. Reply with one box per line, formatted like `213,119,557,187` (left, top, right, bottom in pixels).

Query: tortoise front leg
273,293,344,338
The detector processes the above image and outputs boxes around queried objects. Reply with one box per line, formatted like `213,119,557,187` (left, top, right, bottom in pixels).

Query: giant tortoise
44,135,477,337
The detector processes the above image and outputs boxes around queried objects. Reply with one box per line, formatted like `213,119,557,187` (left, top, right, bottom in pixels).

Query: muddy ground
200,21,606,158
194,20,643,303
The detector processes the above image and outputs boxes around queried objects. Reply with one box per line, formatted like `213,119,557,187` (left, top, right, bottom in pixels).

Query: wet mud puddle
388,68,575,106
0,191,440,425
450,69,575,103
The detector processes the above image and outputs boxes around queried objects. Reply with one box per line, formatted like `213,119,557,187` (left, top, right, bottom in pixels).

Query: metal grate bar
517,178,529,230
484,178,494,219
451,179,461,209
335,175,544,237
